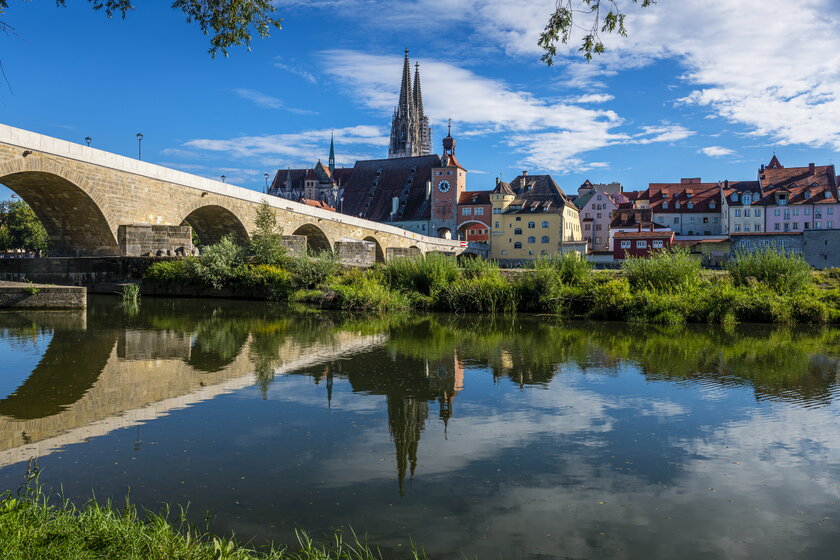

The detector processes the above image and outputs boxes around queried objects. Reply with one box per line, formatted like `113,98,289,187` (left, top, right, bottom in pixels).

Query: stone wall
118,225,194,257
386,247,422,260
0,282,86,308
803,230,840,269
335,240,375,267
280,235,307,256
0,257,174,288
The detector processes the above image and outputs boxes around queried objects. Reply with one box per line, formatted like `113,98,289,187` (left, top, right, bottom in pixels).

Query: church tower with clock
430,122,466,239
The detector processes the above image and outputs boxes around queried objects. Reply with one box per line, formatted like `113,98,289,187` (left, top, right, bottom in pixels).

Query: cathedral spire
413,62,424,119
328,131,335,173
398,49,414,119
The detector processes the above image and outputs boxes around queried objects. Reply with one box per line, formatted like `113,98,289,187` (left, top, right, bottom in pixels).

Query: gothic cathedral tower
388,50,433,159
430,123,466,238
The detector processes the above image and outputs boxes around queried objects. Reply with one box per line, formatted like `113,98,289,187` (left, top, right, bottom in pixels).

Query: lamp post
85,137,92,147
136,133,143,160
221,175,226,183
264,173,269,193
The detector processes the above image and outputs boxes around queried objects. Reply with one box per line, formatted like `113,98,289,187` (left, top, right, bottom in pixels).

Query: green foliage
382,253,460,296
459,257,500,280
0,200,49,255
249,201,287,266
534,253,592,286
331,274,411,313
23,281,40,296
590,278,633,320
440,273,518,314
727,248,813,294
144,259,197,285
193,236,246,290
538,0,655,64
288,252,341,290
121,284,140,304
622,248,701,292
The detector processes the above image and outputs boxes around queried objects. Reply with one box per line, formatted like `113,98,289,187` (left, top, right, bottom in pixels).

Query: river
0,296,838,559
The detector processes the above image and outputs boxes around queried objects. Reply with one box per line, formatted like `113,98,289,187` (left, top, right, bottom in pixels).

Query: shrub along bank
142,236,840,324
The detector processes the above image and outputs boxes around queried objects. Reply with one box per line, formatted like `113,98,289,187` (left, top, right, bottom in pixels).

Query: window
514,228,522,235
793,208,799,216
542,236,550,243
596,224,602,231
745,209,751,217
620,240,631,249
673,217,679,224
585,224,591,230
755,209,762,217
527,236,536,243
687,193,693,198
515,216,522,221
597,195,603,200
474,208,484,215
830,221,834,229
731,193,738,202
703,217,709,223
652,240,664,249
494,221,500,228
663,202,669,209
774,223,780,231
542,221,550,228
501,250,508,255
830,208,835,215
744,240,751,248
735,209,742,217
689,217,696,224
816,222,822,229
826,191,831,198
585,213,591,218
636,240,648,248
744,225,751,232
447,170,453,175
675,202,681,209
735,224,741,232
741,194,751,204
755,224,761,231
595,237,601,244
528,221,535,228
793,222,799,230
688,203,694,209
596,213,602,219
710,202,716,209
774,209,781,216
514,242,522,249
436,171,442,176
493,208,501,214
462,208,472,216
712,217,718,223
805,191,811,199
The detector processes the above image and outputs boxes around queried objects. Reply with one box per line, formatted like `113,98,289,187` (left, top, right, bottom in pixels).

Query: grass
121,284,140,304
0,463,425,560
139,238,840,324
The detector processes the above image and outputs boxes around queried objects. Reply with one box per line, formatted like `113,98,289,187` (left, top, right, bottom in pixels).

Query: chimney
724,179,729,189
522,170,528,177
392,196,399,217
425,180,431,200
809,163,815,175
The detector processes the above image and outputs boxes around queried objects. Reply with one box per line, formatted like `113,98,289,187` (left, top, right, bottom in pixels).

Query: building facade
613,230,675,260
638,179,723,236
575,186,625,251
457,190,491,242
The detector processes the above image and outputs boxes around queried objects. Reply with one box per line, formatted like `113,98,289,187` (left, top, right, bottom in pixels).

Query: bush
193,236,246,289
439,274,518,314
331,274,410,313
533,253,592,286
288,252,341,289
622,248,701,292
234,264,293,300
143,258,196,285
590,278,633,320
382,253,460,296
727,248,812,294
249,201,287,266
515,267,563,313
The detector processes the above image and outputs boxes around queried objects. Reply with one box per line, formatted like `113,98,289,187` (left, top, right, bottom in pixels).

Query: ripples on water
0,297,839,559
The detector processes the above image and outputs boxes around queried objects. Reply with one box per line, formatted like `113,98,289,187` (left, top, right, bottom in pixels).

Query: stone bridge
0,124,487,261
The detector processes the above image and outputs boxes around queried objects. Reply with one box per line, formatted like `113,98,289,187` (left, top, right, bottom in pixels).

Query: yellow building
489,173,583,261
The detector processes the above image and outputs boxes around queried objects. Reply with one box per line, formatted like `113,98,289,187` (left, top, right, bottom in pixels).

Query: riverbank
141,243,840,325
0,281,86,309
0,477,409,560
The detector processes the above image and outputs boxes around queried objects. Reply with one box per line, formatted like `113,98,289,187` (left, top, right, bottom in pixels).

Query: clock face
438,180,451,193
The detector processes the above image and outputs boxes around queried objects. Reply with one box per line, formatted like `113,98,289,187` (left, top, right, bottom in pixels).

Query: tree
249,200,286,266
539,0,654,65
0,0,282,57
0,200,49,255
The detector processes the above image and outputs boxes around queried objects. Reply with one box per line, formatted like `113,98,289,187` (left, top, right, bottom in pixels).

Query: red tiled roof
458,190,491,205
300,198,336,211
614,231,675,239
639,182,722,213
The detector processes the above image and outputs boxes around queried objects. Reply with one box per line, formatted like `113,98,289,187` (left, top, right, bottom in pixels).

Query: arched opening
182,205,249,247
0,171,119,256
363,236,385,263
292,223,332,253
437,227,452,240
457,220,489,243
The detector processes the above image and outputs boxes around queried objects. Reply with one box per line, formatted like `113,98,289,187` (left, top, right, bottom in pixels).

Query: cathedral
388,50,433,159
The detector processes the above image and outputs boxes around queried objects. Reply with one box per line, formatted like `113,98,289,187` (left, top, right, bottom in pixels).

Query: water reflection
0,300,838,558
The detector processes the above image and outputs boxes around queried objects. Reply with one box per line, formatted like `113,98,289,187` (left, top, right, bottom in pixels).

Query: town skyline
2,0,839,197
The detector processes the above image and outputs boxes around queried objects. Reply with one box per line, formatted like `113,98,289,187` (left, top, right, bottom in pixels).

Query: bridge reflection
1,299,839,494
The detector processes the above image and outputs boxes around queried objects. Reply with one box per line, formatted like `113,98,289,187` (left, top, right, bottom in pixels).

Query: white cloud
320,50,686,172
233,88,316,115
574,93,615,104
700,146,735,157
273,58,318,84
182,125,387,166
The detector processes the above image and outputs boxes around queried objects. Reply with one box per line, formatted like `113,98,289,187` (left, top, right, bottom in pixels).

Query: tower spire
398,49,413,119
328,131,335,173
413,62,424,119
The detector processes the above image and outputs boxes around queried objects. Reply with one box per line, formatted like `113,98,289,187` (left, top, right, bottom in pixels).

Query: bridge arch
181,204,249,247
292,223,333,253
0,161,119,256
363,236,385,263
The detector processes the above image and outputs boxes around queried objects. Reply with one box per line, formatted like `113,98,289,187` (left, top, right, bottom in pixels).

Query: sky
2,0,840,196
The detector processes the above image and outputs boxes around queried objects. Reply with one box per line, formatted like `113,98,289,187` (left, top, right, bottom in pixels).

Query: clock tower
430,122,466,239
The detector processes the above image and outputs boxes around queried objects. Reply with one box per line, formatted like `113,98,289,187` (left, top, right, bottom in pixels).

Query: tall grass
121,283,140,304
727,248,812,293
533,253,592,286
381,253,459,296
622,248,701,292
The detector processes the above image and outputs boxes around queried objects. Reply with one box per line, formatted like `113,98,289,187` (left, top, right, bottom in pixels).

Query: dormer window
741,194,751,204
662,193,668,199
826,191,832,199
687,193,693,198
730,193,738,202
710,202,716,209
804,191,811,199
675,202,681,209
789,184,797,189
687,202,694,209
662,202,669,209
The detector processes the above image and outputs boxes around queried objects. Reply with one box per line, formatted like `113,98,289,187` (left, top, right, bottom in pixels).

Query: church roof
340,154,441,222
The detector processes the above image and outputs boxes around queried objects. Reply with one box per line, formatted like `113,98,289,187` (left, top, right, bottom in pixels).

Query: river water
0,297,839,559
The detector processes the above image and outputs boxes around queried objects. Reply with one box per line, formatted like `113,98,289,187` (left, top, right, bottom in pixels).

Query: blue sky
3,0,840,196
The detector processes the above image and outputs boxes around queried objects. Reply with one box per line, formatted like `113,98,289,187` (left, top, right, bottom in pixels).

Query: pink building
575,185,627,251
758,156,840,233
